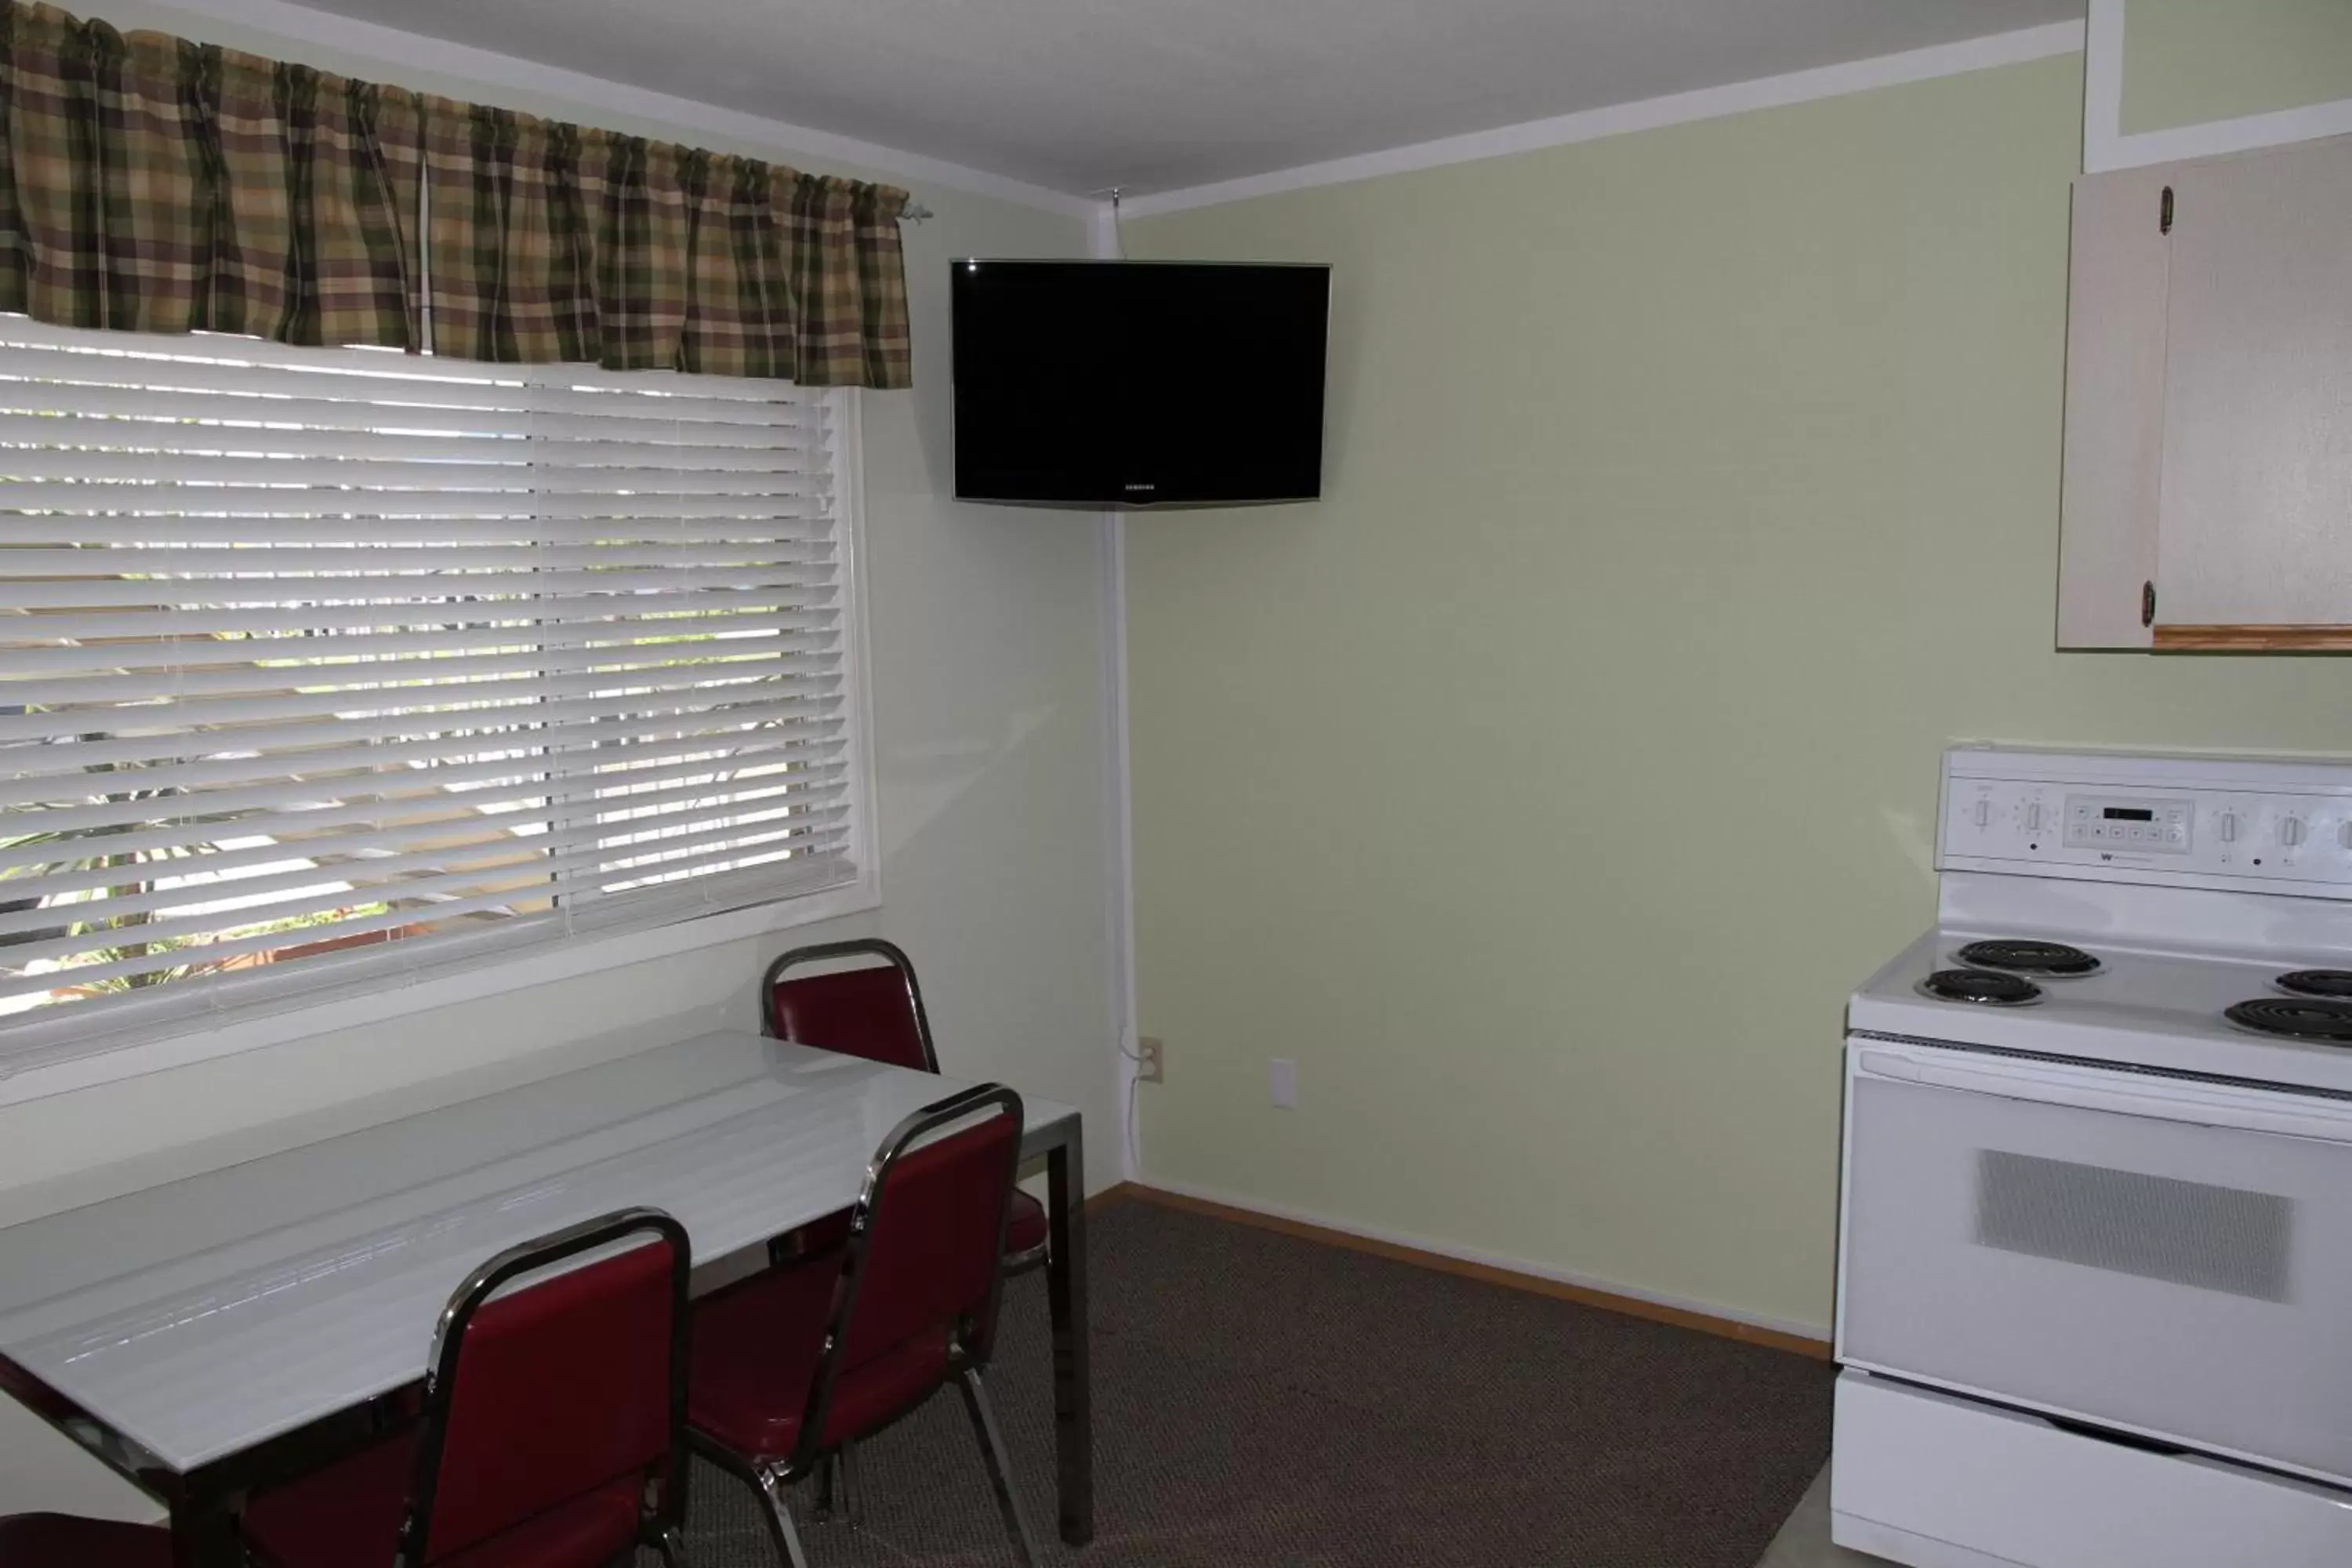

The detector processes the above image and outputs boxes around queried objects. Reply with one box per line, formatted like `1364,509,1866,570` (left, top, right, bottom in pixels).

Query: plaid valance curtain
0,2,423,346
0,1,913,386
424,101,912,387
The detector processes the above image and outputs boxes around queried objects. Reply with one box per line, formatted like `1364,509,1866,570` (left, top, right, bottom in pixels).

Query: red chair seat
689,1255,951,1461
241,1430,643,1568
1006,1189,1049,1259
0,1514,170,1566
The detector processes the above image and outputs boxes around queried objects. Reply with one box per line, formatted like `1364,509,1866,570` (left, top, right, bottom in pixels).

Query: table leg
1044,1124,1093,1545
169,1493,240,1568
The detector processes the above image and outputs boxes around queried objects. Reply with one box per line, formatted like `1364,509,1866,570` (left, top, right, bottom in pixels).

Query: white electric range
1834,747,2352,1568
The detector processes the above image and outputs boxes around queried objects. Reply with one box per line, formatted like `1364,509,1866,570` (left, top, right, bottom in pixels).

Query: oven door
1838,1037,2352,1487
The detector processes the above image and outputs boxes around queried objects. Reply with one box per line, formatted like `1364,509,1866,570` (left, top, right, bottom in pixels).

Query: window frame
0,364,880,1108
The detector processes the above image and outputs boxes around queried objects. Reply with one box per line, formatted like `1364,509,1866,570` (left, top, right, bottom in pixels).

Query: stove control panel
2062,796,2190,853
1941,749,2352,891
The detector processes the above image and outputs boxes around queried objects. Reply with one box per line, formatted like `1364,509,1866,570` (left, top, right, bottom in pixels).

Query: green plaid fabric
779,170,914,390
424,95,911,387
0,3,909,384
0,1,421,347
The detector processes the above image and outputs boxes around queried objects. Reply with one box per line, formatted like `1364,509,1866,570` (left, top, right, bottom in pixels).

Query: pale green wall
1123,53,2352,1337
0,0,1110,1523
2123,0,2352,132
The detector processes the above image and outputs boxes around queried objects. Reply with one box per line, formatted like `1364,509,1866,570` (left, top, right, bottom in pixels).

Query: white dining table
0,1030,1091,1566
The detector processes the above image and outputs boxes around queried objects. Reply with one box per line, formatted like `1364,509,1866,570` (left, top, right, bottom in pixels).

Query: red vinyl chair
687,1083,1040,1568
242,1207,693,1568
762,940,1051,1275
0,1515,169,1566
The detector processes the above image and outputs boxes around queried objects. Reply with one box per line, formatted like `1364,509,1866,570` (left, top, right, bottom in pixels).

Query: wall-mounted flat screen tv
951,260,1330,507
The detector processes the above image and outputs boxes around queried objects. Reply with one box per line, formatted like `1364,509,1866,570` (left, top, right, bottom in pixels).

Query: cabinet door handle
2142,580,2156,627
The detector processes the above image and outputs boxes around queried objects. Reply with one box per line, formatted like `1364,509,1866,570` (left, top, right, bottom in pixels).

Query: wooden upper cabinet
2058,134,2352,651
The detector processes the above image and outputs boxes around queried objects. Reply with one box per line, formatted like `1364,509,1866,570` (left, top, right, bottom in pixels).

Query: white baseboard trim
1137,1172,1828,1345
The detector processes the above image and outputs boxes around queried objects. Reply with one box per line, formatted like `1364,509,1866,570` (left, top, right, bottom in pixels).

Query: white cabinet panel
2156,137,2352,630
2056,134,2352,648
2058,167,2171,649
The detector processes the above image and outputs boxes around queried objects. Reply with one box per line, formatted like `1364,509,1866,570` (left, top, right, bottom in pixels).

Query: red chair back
796,1085,1022,1467
763,939,938,1073
406,1210,691,1564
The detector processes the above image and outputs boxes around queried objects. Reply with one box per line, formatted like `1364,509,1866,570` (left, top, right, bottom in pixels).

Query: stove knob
2219,811,2241,844
2024,801,2044,832
2281,817,2307,849
2342,821,2352,853
1973,799,1991,829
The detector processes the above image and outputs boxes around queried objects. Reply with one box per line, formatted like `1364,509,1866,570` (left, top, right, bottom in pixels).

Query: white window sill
0,882,880,1110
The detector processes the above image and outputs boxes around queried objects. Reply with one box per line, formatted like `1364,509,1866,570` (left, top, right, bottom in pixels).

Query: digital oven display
2063,794,2189,852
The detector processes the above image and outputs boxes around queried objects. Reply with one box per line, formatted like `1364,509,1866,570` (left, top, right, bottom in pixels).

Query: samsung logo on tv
1123,483,1156,492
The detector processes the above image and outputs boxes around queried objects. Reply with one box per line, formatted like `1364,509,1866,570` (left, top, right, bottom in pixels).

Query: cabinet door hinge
2160,187,2174,234
2142,581,2157,627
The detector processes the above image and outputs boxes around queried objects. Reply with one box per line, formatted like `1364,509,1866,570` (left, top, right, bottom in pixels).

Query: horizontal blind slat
0,827,858,1006
2,678,844,776
2,591,840,644
0,732,850,841
0,452,831,491
16,517,840,547
0,563,838,610
0,703,845,810
0,331,859,1036
0,415,822,466
0,391,822,445
0,653,837,743
0,808,854,965
0,779,853,922
0,633,839,707
0,757,853,892
0,543,835,575
0,339,826,412
0,486,831,520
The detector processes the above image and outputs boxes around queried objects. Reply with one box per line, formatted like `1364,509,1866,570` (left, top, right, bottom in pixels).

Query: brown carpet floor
666,1198,1832,1567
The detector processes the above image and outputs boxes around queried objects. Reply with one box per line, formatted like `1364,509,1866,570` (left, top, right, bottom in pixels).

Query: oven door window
1840,1054,2352,1486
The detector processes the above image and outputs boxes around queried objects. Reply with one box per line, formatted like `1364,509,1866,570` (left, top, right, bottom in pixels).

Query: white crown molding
143,0,1095,219
2083,0,2128,173
2096,96,2352,172
1120,20,2087,219
2084,0,2352,174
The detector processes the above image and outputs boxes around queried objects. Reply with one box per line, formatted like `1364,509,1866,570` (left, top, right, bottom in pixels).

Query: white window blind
0,320,868,1070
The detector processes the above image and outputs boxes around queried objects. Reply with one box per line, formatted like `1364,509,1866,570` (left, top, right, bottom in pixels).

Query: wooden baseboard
1083,1180,1138,1214
1124,1185,1831,1361
2154,624,2352,652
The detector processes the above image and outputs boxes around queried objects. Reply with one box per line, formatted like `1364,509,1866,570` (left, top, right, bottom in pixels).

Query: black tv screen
952,260,1330,507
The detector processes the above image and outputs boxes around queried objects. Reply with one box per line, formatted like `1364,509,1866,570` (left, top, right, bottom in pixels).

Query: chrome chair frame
398,1207,695,1568
690,1083,1042,1568
760,939,940,1073
760,939,1049,1277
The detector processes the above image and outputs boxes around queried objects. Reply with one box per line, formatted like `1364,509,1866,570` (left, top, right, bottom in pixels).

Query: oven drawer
1838,1040,2352,1486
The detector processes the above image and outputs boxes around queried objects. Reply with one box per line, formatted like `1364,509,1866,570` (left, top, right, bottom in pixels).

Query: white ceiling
276,0,2085,197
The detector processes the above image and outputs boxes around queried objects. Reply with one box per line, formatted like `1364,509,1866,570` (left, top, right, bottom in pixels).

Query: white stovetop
1849,927,2352,1096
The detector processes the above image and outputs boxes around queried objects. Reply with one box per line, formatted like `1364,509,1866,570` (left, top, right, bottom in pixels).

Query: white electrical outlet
1136,1036,1164,1084
1269,1058,1298,1109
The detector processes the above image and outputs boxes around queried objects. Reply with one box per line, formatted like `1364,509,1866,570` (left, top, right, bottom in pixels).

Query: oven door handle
1854,1042,2352,1143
